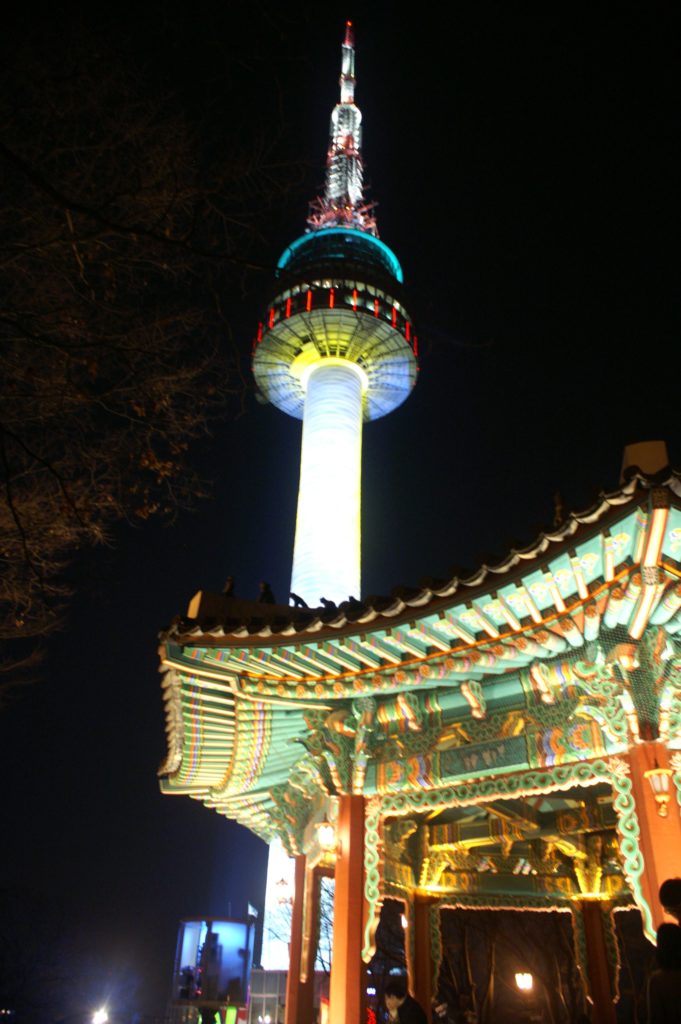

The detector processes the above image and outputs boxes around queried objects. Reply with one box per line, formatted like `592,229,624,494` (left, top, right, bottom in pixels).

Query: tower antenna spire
308,21,376,234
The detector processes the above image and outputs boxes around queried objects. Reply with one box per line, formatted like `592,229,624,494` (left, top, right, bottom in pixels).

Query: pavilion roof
158,466,681,865
164,468,681,650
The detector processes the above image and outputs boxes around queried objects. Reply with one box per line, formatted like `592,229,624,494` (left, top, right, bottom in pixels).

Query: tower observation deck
252,22,418,608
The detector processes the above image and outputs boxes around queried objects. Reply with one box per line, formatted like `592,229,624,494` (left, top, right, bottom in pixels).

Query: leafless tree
264,877,335,973
0,20,293,689
439,908,586,1023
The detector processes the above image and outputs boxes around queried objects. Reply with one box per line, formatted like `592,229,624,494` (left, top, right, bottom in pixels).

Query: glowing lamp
515,972,533,992
400,913,408,930
317,820,336,852
93,1010,109,1024
644,763,673,817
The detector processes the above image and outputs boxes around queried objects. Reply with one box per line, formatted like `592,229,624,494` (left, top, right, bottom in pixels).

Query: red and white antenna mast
308,20,377,234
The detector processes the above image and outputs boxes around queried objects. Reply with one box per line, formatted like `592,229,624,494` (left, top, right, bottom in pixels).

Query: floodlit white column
290,361,364,607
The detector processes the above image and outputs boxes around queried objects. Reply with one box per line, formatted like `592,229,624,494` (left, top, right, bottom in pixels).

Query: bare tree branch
0,21,296,688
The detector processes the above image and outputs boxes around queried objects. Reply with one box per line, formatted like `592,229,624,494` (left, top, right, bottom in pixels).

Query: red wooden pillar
413,896,433,1020
577,900,617,1024
329,794,366,1024
627,741,681,928
285,855,315,1024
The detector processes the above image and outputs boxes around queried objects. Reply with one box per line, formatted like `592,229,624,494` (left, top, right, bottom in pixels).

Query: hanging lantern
644,763,674,817
317,820,336,852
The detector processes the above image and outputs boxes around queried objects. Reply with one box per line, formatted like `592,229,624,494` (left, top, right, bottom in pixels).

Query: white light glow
290,361,364,607
261,839,295,971
515,972,533,992
93,1009,108,1024
317,821,336,851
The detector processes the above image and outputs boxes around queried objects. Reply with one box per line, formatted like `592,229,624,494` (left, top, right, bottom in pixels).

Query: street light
92,1009,108,1024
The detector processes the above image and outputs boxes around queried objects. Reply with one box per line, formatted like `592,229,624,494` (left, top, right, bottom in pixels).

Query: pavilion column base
413,895,435,1016
285,855,315,1024
573,900,617,1024
626,741,681,930
329,794,366,1024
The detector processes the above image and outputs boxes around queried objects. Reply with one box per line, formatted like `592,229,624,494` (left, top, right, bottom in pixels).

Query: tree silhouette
439,908,587,1023
0,16,292,688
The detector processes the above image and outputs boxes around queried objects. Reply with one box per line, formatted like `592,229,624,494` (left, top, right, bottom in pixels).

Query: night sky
1,2,678,1016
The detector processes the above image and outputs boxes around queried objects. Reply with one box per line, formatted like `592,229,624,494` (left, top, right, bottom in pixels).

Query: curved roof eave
164,468,681,649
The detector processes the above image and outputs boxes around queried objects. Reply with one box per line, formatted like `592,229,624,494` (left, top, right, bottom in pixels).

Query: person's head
660,878,681,923
384,979,408,1014
657,923,681,970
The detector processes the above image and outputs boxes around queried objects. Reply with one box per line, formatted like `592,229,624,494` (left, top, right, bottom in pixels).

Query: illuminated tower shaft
291,361,364,602
252,23,418,608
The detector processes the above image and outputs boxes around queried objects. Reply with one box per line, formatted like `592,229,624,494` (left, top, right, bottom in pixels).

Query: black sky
1,2,678,1016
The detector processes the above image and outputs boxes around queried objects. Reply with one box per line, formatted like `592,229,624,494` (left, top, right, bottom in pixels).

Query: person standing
647,923,681,1023
659,878,681,923
384,979,428,1024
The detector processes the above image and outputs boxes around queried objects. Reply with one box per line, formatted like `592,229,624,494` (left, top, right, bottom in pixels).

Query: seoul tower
252,21,418,607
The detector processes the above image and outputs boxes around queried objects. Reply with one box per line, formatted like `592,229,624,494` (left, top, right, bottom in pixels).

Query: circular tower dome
252,227,418,422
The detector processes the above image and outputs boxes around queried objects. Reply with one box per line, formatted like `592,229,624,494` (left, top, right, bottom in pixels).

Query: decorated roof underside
158,470,681,915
